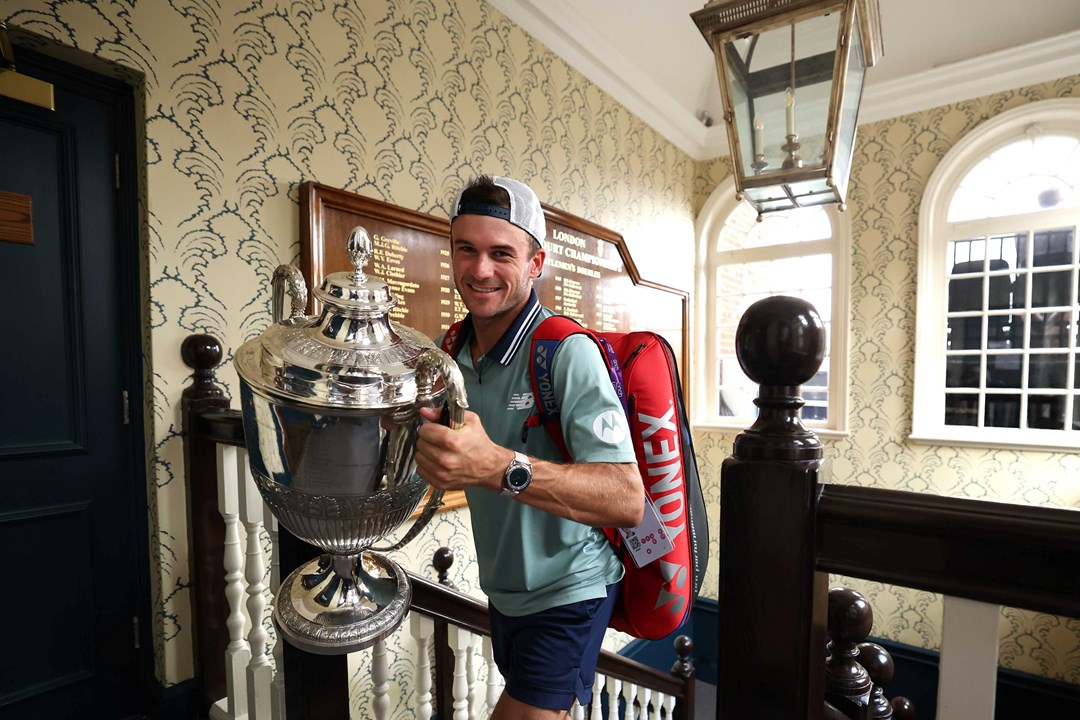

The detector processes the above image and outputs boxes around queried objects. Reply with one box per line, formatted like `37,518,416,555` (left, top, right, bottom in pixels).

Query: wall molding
486,0,1080,161
859,30,1080,125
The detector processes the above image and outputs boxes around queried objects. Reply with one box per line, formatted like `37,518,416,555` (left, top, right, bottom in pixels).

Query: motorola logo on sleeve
592,410,628,444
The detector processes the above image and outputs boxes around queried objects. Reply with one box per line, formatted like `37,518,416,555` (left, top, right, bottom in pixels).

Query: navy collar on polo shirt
446,289,543,365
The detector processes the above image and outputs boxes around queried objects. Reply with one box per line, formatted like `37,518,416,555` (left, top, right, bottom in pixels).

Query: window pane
946,356,981,388
717,203,831,252
1074,395,1080,429
987,314,1021,349
1030,312,1071,348
948,276,983,312
984,395,1021,428
944,394,978,426
947,317,982,350
1028,395,1066,430
950,238,986,268
986,354,1022,388
717,357,757,418
1032,228,1074,267
988,233,1024,270
947,136,1080,221
1029,354,1068,388
1031,271,1071,307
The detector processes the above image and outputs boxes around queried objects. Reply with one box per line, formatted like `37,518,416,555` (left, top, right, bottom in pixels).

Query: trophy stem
274,550,412,655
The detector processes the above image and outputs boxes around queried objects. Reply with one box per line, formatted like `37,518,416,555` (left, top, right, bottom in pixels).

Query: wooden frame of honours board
300,181,689,514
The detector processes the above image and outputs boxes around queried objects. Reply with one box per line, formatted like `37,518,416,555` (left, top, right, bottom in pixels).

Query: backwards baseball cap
450,175,547,247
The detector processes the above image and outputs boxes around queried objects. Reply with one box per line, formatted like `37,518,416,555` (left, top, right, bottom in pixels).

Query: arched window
913,99,1080,449
695,177,850,432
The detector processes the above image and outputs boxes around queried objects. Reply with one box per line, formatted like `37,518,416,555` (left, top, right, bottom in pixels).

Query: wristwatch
501,452,533,496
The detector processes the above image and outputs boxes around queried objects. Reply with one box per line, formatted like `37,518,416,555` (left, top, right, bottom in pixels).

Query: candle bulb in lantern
753,116,764,156
785,86,796,135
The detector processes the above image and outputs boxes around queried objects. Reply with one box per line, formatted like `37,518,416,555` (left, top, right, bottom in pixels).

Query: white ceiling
488,0,1080,160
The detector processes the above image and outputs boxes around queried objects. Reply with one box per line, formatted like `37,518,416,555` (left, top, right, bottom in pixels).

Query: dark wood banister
817,483,1080,617
718,296,1080,719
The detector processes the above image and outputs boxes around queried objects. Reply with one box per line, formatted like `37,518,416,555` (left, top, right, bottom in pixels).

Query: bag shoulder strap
440,320,465,355
528,315,625,461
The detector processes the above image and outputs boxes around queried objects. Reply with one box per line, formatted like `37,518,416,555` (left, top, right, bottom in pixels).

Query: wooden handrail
191,408,244,447
817,484,1080,617
409,572,694,699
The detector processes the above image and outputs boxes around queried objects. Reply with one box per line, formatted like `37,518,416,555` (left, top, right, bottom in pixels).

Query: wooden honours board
300,181,690,511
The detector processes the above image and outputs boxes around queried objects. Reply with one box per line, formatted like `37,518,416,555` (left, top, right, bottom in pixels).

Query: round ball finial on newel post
733,295,826,461
718,295,831,720
181,333,226,401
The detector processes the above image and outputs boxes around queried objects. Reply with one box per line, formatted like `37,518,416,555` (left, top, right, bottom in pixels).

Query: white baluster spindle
589,673,605,720
663,691,676,720
410,613,435,720
213,444,249,719
448,625,472,720
621,680,636,720
372,637,390,720
640,686,652,720
239,457,272,720
466,634,479,720
608,678,622,720
482,636,501,714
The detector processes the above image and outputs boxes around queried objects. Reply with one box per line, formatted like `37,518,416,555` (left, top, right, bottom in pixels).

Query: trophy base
274,551,412,655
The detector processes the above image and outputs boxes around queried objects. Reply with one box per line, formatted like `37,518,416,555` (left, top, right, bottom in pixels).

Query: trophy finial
347,226,373,283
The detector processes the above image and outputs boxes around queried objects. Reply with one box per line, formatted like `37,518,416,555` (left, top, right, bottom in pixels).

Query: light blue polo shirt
442,290,636,616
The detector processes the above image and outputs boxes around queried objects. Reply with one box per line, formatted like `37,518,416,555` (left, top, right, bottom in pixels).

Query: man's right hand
415,406,512,494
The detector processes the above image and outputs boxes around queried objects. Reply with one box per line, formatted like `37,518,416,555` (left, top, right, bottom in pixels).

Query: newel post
717,296,830,720
181,333,231,714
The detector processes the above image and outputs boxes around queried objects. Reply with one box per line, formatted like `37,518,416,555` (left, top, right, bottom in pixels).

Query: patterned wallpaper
4,0,698,696
7,0,1080,707
693,75,1080,684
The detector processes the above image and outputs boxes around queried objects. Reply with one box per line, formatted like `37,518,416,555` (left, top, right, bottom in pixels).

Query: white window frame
913,98,1080,451
694,176,851,435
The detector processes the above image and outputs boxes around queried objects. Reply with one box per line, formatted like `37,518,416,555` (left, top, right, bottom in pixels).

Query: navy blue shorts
488,583,619,711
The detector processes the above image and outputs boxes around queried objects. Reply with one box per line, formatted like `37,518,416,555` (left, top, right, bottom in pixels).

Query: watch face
506,465,531,491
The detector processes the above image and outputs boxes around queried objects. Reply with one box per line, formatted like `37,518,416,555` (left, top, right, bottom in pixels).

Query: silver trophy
234,226,467,654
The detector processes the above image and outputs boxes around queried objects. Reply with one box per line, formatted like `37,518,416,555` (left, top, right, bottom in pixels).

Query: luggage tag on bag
617,495,675,568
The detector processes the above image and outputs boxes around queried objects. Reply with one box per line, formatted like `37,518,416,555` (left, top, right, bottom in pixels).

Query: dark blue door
0,49,148,718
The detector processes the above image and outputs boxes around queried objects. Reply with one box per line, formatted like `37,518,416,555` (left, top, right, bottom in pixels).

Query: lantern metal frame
692,0,882,215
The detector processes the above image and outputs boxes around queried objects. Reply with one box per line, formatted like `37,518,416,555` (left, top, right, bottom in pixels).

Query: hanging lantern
692,0,883,216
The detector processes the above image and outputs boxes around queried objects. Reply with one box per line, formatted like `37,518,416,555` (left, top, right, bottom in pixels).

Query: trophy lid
234,226,440,409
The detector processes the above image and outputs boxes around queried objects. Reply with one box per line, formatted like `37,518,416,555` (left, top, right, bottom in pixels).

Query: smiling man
415,175,644,720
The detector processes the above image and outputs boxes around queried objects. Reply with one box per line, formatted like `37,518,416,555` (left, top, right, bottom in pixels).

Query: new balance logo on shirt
507,393,535,410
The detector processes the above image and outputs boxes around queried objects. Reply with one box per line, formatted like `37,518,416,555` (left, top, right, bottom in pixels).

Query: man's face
450,213,545,322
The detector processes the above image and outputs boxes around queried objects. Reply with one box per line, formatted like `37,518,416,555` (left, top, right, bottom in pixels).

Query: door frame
10,33,155,709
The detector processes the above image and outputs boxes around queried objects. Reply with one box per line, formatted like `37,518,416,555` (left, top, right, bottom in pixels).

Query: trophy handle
370,348,468,553
271,264,308,323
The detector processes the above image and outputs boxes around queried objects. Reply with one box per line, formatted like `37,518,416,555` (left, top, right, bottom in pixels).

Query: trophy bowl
234,226,466,654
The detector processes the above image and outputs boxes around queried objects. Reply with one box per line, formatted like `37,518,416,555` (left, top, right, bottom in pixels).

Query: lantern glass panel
832,8,867,201
725,12,841,181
